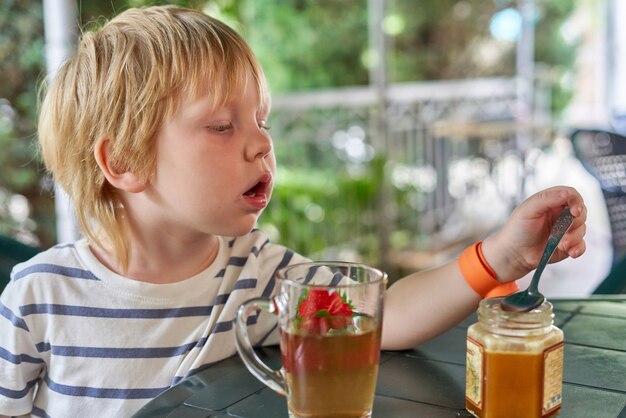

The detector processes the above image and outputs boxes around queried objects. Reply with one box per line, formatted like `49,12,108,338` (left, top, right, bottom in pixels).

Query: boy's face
142,70,275,238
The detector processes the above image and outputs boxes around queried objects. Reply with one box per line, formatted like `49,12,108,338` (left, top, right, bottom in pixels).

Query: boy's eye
207,123,232,133
258,120,271,131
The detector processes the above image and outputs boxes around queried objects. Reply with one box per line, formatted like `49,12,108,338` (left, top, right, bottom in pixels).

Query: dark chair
568,128,626,293
0,235,40,293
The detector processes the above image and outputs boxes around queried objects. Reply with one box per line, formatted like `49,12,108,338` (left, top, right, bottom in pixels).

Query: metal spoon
500,207,574,312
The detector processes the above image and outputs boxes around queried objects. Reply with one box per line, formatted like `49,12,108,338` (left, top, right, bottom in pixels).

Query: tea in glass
280,315,381,418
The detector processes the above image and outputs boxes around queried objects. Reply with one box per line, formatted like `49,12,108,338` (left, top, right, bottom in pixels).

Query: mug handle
234,297,287,396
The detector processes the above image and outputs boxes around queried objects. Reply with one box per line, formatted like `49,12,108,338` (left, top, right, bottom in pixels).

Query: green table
133,297,626,418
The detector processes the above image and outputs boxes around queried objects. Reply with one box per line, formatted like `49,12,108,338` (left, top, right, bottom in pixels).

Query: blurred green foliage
534,0,577,113
261,149,386,262
245,0,577,116
0,0,52,245
243,0,370,92
0,0,578,258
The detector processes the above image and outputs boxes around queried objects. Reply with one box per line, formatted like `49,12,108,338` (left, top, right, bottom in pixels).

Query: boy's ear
94,137,147,193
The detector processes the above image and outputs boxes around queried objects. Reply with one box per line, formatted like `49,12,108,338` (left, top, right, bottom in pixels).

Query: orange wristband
458,241,519,298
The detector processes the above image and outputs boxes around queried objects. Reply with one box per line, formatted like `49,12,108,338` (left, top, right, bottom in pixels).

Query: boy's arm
381,260,480,349
381,186,587,350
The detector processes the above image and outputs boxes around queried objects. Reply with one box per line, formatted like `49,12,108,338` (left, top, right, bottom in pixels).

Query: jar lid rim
479,296,554,324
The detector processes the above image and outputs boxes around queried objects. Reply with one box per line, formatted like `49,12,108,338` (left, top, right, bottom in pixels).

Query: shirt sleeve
0,277,44,416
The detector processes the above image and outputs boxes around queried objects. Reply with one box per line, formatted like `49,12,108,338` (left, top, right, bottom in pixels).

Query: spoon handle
528,208,574,295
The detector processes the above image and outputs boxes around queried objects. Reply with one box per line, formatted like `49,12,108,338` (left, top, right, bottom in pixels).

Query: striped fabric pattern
0,230,308,417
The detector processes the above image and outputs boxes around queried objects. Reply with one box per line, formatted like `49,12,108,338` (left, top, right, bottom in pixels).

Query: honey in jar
465,297,563,418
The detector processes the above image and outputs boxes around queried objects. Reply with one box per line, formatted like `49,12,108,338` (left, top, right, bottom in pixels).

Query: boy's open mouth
244,182,264,197
243,173,272,199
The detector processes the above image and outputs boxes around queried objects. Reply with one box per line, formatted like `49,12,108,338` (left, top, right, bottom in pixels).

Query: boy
0,6,587,417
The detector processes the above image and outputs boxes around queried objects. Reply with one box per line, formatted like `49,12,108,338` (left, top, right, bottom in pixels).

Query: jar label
466,336,483,409
543,342,564,414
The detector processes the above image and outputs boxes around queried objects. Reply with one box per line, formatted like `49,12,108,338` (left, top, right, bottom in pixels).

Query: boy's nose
246,129,273,161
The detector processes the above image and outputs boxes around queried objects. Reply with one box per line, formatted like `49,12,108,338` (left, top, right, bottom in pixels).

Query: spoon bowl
500,207,574,312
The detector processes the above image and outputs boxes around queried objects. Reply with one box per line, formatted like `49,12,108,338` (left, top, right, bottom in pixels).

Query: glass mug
235,261,387,418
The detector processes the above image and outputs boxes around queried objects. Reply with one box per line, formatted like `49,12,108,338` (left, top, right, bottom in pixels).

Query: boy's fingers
565,239,586,259
526,186,585,218
561,222,586,249
571,204,587,228
554,216,586,260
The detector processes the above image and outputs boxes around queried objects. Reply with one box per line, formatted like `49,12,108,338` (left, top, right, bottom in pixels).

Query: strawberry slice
327,292,353,316
297,289,332,317
296,289,354,334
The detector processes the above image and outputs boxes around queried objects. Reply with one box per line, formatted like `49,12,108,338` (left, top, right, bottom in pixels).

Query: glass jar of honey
465,297,564,418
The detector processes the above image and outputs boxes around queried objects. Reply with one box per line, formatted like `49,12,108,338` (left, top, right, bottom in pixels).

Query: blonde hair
38,6,269,270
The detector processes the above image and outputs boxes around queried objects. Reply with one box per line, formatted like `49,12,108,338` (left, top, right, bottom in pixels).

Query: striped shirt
0,230,308,417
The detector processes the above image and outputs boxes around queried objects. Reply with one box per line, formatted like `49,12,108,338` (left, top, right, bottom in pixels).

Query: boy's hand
482,186,587,282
